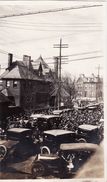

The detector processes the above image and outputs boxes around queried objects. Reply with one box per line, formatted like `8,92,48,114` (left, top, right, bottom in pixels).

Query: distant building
76,74,103,103
0,53,54,111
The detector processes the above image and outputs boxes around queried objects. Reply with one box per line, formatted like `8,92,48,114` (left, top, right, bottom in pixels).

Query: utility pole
95,65,102,103
53,38,68,109
96,64,101,77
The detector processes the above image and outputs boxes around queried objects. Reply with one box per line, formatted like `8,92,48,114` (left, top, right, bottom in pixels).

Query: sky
0,1,106,78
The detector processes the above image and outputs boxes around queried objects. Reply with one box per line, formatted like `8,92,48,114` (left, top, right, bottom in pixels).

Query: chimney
8,53,13,68
23,55,31,70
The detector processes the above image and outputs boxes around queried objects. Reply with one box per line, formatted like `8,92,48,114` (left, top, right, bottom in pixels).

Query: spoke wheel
78,138,86,143
0,145,7,160
41,146,50,154
32,162,45,178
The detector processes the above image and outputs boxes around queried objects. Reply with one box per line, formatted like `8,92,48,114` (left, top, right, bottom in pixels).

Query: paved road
0,155,35,179
0,156,59,179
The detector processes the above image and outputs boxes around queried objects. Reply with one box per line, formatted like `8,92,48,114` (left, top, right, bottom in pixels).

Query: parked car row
31,143,98,178
0,107,104,178
0,122,103,161
0,127,99,178
0,116,103,162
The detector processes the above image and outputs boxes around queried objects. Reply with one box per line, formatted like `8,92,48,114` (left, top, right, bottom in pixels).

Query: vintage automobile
31,143,98,178
52,108,72,116
0,128,39,164
77,124,103,144
31,114,61,134
37,115,61,130
40,129,78,154
0,128,6,140
52,109,64,116
30,113,44,120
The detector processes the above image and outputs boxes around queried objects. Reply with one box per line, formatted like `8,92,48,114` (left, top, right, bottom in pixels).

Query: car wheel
41,146,50,154
31,162,45,178
78,138,87,143
0,145,7,160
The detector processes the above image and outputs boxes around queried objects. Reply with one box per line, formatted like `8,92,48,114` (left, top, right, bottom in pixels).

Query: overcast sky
0,1,106,78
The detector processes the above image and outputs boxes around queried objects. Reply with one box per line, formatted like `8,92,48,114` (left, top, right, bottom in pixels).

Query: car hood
0,140,19,149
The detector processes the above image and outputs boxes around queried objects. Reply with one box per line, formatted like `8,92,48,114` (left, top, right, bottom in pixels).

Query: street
0,156,34,179
0,142,104,179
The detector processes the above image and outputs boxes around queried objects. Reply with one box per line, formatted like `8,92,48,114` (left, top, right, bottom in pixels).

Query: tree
61,74,77,107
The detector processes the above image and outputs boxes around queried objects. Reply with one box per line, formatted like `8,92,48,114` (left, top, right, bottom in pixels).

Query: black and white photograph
0,1,106,180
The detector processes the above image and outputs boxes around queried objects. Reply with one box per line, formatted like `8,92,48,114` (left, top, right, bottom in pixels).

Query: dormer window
13,80,18,88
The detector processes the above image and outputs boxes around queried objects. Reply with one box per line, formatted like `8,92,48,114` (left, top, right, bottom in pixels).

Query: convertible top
52,110,64,115
7,128,31,133
30,114,43,119
43,129,75,136
78,124,98,131
52,108,72,115
60,143,98,151
38,115,60,119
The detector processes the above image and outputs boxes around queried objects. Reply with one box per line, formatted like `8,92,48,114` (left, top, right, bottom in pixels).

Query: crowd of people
59,104,103,131
0,103,104,140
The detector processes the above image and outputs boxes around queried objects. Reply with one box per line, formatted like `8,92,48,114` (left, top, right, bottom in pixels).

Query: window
6,80,10,87
13,80,18,88
84,91,87,97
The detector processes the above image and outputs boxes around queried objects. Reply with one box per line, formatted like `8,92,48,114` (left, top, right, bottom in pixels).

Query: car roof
30,114,43,118
60,143,98,151
38,114,60,119
7,128,31,133
52,110,63,115
63,108,72,112
78,124,98,131
74,106,86,110
43,129,75,136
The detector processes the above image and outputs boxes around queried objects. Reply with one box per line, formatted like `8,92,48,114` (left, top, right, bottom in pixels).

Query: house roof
32,55,50,75
0,55,54,83
0,61,43,81
77,74,103,84
76,74,88,83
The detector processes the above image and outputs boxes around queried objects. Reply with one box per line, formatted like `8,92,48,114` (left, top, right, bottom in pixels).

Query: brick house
76,74,103,103
0,54,54,111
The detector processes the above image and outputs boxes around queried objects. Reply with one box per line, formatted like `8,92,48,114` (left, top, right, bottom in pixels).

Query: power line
0,55,103,71
0,25,102,32
44,50,102,60
0,49,22,59
0,5,102,19
0,48,102,62
62,55,103,63
0,20,102,28
0,19,102,25
46,55,103,65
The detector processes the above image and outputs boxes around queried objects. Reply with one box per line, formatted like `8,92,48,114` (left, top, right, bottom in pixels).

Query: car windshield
43,133,72,144
37,117,60,130
7,128,32,141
